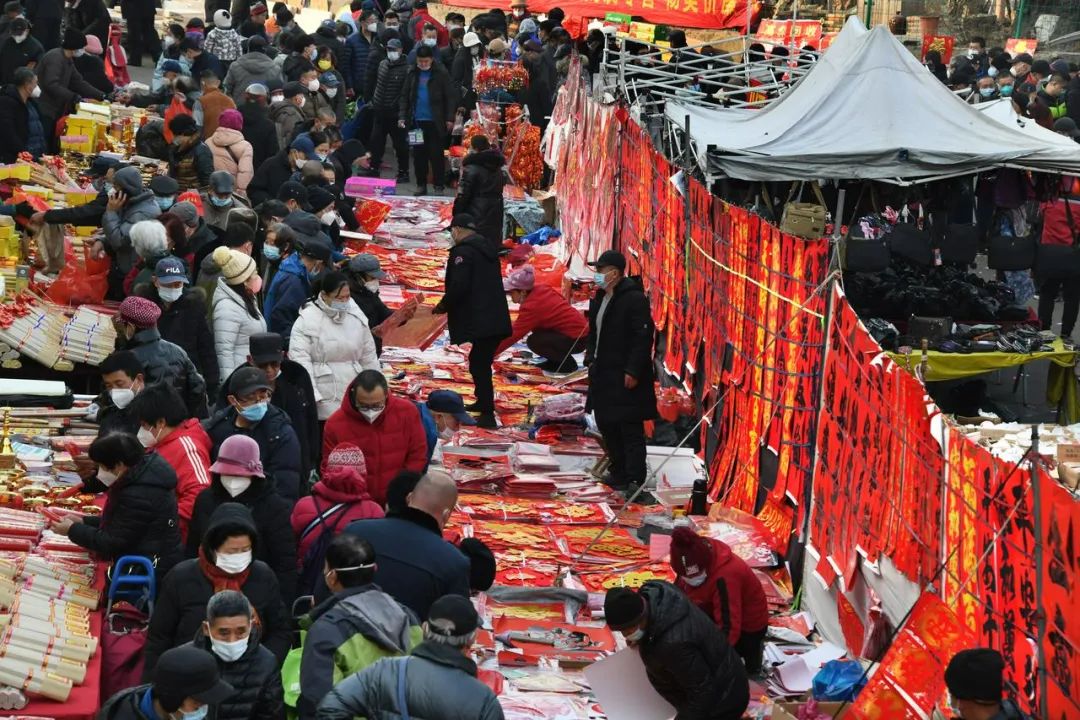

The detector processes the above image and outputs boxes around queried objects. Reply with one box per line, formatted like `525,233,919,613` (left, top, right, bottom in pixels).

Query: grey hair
423,621,477,648
13,67,35,88
206,590,253,622
130,220,169,260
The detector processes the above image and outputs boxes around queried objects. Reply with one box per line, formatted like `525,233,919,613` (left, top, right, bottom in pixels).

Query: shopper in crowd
343,469,470,619
944,649,1031,720
95,350,145,436
149,176,180,214
291,443,384,595
198,217,254,301
453,135,506,249
211,245,267,378
205,10,244,70
207,109,255,195
0,67,45,163
1036,190,1080,340
225,37,283,102
187,434,297,602
264,230,331,340
425,389,476,445
0,19,44,86
434,214,511,429
316,66,346,124
102,167,162,291
239,1,269,39
367,37,411,183
297,534,421,720
121,0,160,66
497,264,588,372
260,222,294,295
604,582,750,720
182,33,225,80
201,70,239,137
585,250,657,491
75,33,114,95
400,44,455,195
345,254,411,356
144,503,291,676
180,590,284,720
346,9,378,97
99,645,234,720
51,432,184,578
36,30,105,143
317,594,503,720
128,381,213,544
204,367,303,502
169,114,215,191
236,82,280,169
322,370,428,504
115,295,209,419
64,0,110,47
249,131,312,205
125,219,172,294
669,526,769,673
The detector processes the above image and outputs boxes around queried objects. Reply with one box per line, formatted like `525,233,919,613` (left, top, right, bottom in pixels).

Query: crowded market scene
0,0,1075,716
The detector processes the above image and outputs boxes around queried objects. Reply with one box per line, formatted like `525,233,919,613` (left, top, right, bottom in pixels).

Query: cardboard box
773,701,850,720
1059,462,1080,491
1057,443,1080,464
531,189,557,227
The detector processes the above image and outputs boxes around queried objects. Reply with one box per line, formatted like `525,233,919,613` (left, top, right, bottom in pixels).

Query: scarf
197,546,263,627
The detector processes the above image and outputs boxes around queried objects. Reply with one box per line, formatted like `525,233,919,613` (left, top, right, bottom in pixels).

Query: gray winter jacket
315,641,505,720
224,51,285,103
102,166,162,274
269,101,305,151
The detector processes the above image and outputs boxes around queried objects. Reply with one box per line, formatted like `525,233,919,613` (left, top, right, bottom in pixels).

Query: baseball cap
170,201,199,228
386,38,402,50
85,156,120,178
426,390,477,426
153,256,190,285
248,332,284,365
346,253,385,279
319,71,341,87
283,80,305,99
209,170,236,194
587,250,626,272
149,174,179,196
277,181,309,207
426,595,479,637
228,366,273,398
290,135,317,160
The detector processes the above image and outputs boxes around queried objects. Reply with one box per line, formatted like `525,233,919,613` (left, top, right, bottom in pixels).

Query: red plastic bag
46,247,110,305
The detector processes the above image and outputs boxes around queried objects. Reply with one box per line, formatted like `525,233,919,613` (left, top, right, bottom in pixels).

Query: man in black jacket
120,0,160,66
27,0,62,51
99,645,234,720
0,67,45,162
367,37,411,183
433,214,511,429
32,156,117,227
452,135,505,250
237,83,280,169
95,349,144,437
399,45,455,195
65,0,111,47
0,18,44,85
585,250,657,491
604,582,750,720
346,253,414,356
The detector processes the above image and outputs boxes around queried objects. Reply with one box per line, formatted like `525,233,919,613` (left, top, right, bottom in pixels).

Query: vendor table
887,339,1078,382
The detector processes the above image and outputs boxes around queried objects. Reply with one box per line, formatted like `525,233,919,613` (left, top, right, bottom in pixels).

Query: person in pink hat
496,263,589,373
186,433,298,602
207,108,255,194
72,30,115,95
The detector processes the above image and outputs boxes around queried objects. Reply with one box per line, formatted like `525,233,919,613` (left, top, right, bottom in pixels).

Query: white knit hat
212,246,256,285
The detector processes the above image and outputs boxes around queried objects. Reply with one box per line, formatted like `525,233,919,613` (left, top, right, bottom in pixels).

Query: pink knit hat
117,296,161,330
209,435,265,477
503,264,535,291
84,34,103,55
218,109,244,131
327,443,367,477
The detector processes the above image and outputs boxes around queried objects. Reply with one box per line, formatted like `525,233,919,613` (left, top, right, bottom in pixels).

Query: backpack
297,498,350,597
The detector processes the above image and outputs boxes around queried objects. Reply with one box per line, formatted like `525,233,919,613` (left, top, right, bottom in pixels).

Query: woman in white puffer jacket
211,246,267,378
289,270,379,420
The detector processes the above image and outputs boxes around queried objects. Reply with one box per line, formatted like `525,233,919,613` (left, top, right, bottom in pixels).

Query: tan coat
206,127,255,193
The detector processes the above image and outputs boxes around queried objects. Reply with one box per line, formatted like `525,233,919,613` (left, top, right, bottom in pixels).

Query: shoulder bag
841,184,890,272
889,204,934,266
988,213,1037,271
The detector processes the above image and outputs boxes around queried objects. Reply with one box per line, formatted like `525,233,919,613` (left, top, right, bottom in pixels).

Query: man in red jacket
497,264,589,372
409,0,449,47
321,370,428,504
669,526,769,673
127,381,212,543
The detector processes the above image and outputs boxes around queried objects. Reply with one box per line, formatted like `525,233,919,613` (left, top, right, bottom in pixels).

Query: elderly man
102,166,162,296
0,67,45,162
35,29,105,149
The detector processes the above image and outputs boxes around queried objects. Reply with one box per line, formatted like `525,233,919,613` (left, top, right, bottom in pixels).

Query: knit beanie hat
669,526,713,580
212,246,257,285
117,296,162,330
945,648,1005,702
326,443,367,478
603,587,646,630
213,9,232,28
218,108,243,131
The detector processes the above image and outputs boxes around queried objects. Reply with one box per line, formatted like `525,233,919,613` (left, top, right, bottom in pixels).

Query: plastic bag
46,246,110,305
811,659,866,701
535,393,586,424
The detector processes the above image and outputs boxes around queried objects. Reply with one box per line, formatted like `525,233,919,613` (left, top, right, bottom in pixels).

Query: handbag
988,210,1036,271
1035,196,1080,281
937,198,980,265
841,183,889,272
780,182,827,239
889,205,933,265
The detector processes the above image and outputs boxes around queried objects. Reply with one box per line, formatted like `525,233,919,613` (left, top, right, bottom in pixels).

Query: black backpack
297,498,351,596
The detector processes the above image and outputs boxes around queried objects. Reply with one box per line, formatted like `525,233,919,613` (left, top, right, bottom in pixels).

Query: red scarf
197,546,251,593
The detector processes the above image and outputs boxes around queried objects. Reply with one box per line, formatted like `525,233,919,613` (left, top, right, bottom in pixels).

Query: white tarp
666,17,1080,182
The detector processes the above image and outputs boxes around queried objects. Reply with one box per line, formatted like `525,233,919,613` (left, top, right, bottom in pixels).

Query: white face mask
438,426,455,440
359,408,383,423
163,36,175,48
366,22,377,32
682,572,708,587
110,387,136,409
215,550,252,574
97,468,119,486
325,87,338,99
423,37,436,47
295,157,307,170
210,636,248,662
307,79,320,92
30,85,41,99
364,279,380,293
74,49,86,57
13,33,27,44
220,475,252,497
387,51,401,62
137,426,160,448
271,94,285,104
320,210,337,225
158,285,183,303
988,66,999,78
296,95,306,109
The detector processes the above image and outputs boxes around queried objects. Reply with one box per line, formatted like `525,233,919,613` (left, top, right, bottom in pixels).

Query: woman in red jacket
670,526,769,673
497,264,589,372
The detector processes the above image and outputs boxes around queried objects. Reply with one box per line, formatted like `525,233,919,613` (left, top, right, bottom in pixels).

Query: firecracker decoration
504,122,543,190
474,62,529,94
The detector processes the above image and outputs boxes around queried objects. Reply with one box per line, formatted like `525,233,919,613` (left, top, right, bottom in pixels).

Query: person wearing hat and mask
32,156,116,229
99,643,235,720
168,201,216,271
145,503,291,676
0,67,44,163
0,17,43,85
497,264,588,373
179,591,284,720
186,434,297,602
346,8,379,100
203,366,303,502
239,2,269,40
168,114,215,191
367,36,412,183
210,244,265,378
433,214,511,429
116,295,209,418
317,593,501,720
264,228,331,340
306,184,342,248
486,36,507,61
130,59,185,111
604,581,750,720
290,443,385,595
0,1,23,42
101,166,163,295
235,81,280,170
316,69,346,124
35,29,105,148
423,389,475,459
451,31,482,111
73,31,113,95
270,79,308,145
399,43,455,196
275,180,309,214
669,526,768,673
453,134,506,250
149,175,180,213
51,430,184,581
203,170,252,231
225,36,282,103
205,9,244,71
181,34,225,81
944,648,1031,719
585,249,656,492
345,253,417,356
127,381,213,545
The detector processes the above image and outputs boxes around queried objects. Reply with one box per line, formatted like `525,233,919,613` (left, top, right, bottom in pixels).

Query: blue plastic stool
108,556,155,614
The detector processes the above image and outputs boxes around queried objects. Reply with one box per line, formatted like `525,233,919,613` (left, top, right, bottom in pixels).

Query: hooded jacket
452,149,507,249
170,138,216,191
248,146,295,208
186,472,297,603
290,463,384,564
321,379,428,504
264,252,311,342
97,685,156,720
270,99,306,151
152,418,213,544
184,626,284,720
238,100,280,170
203,403,302,502
143,504,291,677
205,27,245,63
289,298,380,421
103,166,162,275
317,640,504,720
212,277,268,379
674,537,768,645
68,452,183,574
635,581,749,720
441,233,512,345
297,583,422,720
371,55,410,112
224,51,284,103
125,326,209,419
134,285,221,394
208,127,255,193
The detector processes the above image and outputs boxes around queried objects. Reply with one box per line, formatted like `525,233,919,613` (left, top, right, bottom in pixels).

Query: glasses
356,403,385,412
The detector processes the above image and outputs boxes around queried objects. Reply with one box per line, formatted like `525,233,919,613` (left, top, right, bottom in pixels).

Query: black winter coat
43,190,106,225
239,100,280,170
441,233,511,345
203,404,303,502
452,149,505,249
0,85,34,164
134,286,221,395
98,684,156,720
126,327,209,419
247,149,294,208
73,53,115,96
66,0,112,45
585,277,658,424
69,453,183,574
450,46,477,111
519,53,555,128
185,475,298,603
349,282,393,355
371,56,410,112
399,62,455,140
184,628,285,720
636,581,749,720
0,36,44,85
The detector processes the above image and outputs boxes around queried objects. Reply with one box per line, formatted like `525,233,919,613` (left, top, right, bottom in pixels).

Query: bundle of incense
58,306,116,366
0,622,96,662
0,685,26,709
20,575,98,610
21,557,94,585
7,596,89,628
0,607,91,640
0,657,72,701
0,304,65,370
0,643,86,683
19,570,93,595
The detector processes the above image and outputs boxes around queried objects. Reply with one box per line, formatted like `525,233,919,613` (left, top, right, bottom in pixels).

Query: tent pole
864,0,873,28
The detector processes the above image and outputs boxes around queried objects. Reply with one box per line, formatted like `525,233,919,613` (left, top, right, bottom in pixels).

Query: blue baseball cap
319,71,341,88
161,59,183,74
290,134,317,160
153,256,190,284
426,390,477,425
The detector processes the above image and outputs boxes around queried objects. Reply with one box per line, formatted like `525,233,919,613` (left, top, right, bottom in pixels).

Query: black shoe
413,186,428,196
600,473,628,490
475,412,498,429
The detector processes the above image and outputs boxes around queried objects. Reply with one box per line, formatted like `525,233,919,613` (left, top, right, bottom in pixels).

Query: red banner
755,19,823,51
1005,38,1038,56
449,0,760,30
921,35,955,63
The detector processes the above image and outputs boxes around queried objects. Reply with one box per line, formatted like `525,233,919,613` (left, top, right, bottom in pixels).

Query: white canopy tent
666,17,1080,183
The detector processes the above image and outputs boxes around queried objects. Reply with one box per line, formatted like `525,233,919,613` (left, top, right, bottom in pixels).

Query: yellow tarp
887,339,1077,382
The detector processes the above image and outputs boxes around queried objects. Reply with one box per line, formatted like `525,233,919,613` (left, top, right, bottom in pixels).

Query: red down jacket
153,418,212,543
673,534,769,645
291,465,385,562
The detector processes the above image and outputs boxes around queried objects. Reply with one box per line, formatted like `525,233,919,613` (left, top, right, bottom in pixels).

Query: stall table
887,339,1077,382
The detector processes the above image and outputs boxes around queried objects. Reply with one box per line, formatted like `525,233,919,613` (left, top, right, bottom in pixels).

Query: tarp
442,0,758,31
666,17,1080,181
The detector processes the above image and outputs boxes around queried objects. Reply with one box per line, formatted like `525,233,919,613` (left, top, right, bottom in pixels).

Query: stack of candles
58,306,116,367
0,300,66,372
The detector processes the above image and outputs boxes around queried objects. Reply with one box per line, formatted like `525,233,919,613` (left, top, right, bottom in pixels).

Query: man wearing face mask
424,389,476,459
0,18,43,84
203,366,303,502
180,591,283,720
345,9,378,101
1010,52,1034,86
95,350,146,436
366,37,411,183
605,582,749,719
99,643,235,720
35,29,106,149
224,38,282,103
264,225,331,339
585,250,657,493
346,253,414,356
997,70,1016,99
944,649,1031,719
269,81,308,150
0,67,45,163
169,114,216,191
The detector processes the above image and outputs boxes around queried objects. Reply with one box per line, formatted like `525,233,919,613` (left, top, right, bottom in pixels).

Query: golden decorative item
0,409,15,471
